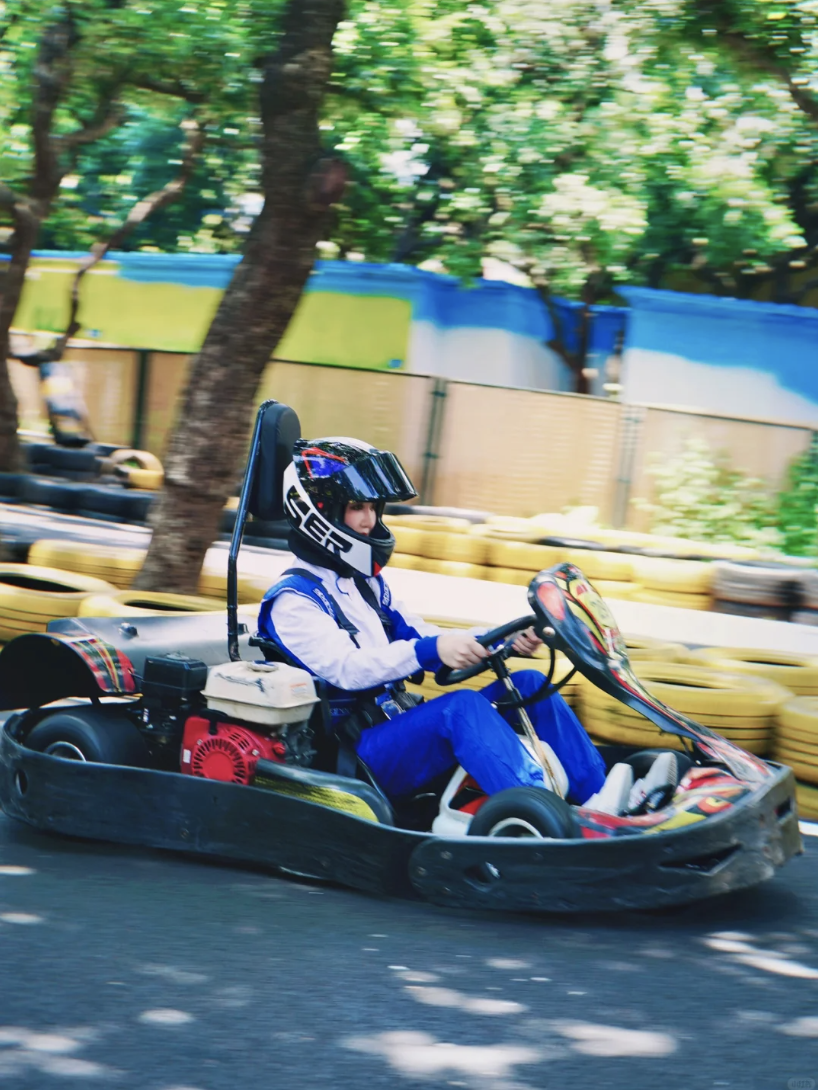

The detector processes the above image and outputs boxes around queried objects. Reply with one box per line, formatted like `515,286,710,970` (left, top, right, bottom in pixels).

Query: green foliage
635,436,783,549
777,435,818,557
326,0,818,297
3,0,818,291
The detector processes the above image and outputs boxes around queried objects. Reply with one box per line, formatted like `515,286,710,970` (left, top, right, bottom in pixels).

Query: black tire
0,472,25,500
43,447,100,474
467,786,580,839
620,748,693,781
79,484,140,519
21,476,84,511
25,707,150,767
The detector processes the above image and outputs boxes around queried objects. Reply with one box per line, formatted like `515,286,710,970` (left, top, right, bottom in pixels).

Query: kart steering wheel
434,614,539,686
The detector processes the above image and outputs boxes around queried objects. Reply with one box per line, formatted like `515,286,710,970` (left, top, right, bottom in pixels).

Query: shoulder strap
352,574,394,642
282,567,361,647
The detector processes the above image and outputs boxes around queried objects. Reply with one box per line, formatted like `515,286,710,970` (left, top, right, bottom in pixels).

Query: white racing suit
258,560,606,804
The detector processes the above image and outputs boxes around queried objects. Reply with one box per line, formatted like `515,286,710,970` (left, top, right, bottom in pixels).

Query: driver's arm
266,591,444,691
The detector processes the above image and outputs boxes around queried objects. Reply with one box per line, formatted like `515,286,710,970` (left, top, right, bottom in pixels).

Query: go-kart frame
0,401,803,913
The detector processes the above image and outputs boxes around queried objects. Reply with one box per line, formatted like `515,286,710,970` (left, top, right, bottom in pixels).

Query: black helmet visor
334,451,417,503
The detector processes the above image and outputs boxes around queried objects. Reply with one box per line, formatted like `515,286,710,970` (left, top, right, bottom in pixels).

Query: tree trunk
134,0,347,593
0,212,40,471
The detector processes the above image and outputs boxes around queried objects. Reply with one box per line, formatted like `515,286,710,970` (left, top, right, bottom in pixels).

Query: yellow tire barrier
773,753,818,786
631,557,713,595
580,691,774,733
27,539,146,590
384,515,471,534
593,580,636,601
623,635,687,662
390,526,428,556
197,571,270,604
778,697,818,738
561,549,633,582
578,663,787,757
423,532,491,565
685,649,818,697
484,567,538,587
0,564,117,641
795,781,818,820
78,591,228,617
586,725,688,752
481,516,543,542
104,448,163,474
418,559,489,580
633,589,711,611
389,553,427,571
487,540,564,571
116,466,164,491
630,663,791,717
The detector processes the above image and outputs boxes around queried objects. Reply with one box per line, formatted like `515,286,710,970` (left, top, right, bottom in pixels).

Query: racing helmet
282,437,417,577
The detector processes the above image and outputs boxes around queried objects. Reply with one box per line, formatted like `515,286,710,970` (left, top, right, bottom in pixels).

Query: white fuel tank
202,660,318,728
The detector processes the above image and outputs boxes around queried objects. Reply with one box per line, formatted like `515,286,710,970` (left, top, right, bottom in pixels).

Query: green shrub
634,436,782,549
777,435,818,558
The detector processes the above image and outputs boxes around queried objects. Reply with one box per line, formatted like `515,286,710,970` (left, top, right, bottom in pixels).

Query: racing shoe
583,763,634,816
628,752,680,814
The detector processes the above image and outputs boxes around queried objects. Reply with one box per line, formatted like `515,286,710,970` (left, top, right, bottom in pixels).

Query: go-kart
0,402,802,913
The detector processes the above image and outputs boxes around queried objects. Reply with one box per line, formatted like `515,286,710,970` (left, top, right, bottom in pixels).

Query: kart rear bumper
0,723,801,913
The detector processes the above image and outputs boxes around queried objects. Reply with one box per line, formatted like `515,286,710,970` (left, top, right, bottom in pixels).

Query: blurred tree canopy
327,0,818,304
4,0,816,300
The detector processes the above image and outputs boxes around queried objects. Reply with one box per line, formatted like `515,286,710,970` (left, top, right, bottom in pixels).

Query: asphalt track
0,811,815,1090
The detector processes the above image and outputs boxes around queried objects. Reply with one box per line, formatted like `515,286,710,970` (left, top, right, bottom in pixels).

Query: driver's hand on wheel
512,627,542,657
437,633,488,669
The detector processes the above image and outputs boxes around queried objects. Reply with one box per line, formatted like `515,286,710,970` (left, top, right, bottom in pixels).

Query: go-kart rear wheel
467,786,579,839
25,708,150,767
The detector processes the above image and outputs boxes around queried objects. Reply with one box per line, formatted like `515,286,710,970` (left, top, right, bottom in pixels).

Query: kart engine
139,655,318,782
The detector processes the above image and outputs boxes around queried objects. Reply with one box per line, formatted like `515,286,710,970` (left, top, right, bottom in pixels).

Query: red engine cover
180,716,285,784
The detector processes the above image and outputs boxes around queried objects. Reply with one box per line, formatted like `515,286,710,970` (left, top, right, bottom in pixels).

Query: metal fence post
612,404,645,528
419,377,448,505
131,349,150,451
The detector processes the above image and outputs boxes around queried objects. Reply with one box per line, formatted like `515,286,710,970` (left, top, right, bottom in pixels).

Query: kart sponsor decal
536,580,566,621
57,634,136,694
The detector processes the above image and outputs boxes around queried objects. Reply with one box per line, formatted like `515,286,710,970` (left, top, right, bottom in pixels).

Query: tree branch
57,101,125,149
719,30,818,125
131,75,206,105
11,118,206,369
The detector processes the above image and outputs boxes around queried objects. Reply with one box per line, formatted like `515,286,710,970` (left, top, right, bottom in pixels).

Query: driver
258,437,609,808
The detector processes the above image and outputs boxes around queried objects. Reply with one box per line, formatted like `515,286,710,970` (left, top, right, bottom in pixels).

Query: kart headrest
247,401,301,522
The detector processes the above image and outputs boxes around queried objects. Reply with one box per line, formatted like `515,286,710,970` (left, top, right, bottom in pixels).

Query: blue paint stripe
620,286,818,404
21,250,627,350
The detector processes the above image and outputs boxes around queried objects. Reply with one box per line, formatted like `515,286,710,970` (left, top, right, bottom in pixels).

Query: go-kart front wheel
25,708,150,767
467,786,579,839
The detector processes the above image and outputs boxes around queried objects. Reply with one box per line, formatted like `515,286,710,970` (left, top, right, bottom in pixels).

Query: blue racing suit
258,561,606,804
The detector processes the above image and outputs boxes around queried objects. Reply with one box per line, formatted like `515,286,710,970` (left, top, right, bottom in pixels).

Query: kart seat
247,400,300,523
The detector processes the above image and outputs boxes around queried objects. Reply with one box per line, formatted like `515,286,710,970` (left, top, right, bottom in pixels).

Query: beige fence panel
432,383,623,520
143,352,192,458
628,406,814,530
61,347,138,445
258,361,434,488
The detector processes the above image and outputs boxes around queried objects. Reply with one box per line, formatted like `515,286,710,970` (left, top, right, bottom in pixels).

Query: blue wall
619,286,818,425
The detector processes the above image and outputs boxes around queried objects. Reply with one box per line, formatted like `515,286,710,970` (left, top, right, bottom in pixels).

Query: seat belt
282,568,366,777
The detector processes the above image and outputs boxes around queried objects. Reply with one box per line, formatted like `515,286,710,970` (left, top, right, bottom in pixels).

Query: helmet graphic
282,437,416,577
